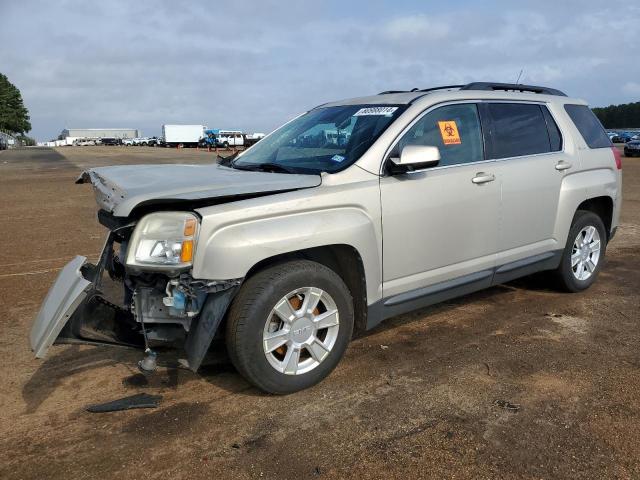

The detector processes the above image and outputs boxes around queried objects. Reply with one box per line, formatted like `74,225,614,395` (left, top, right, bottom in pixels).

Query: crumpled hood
77,163,322,217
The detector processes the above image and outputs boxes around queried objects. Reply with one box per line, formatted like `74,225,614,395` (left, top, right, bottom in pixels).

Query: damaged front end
30,217,240,372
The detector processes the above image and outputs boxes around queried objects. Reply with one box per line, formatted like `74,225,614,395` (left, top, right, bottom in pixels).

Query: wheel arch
555,169,618,246
243,244,369,334
576,195,614,240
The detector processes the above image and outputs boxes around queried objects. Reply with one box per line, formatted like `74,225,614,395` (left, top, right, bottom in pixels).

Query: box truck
162,125,206,148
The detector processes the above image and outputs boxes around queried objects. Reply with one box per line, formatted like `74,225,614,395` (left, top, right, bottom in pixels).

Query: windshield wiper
234,162,296,174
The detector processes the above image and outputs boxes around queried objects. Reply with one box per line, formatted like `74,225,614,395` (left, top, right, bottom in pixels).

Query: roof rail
418,84,464,93
460,82,567,97
378,85,464,95
378,82,567,97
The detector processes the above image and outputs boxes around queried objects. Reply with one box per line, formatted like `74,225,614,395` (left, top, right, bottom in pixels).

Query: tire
554,210,607,292
222,141,229,149
226,260,354,394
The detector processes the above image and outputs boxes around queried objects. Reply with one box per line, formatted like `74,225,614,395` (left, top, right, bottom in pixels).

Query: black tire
554,210,607,292
222,141,229,149
226,260,354,394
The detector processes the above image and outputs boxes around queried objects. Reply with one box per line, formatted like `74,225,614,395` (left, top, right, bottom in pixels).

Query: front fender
193,204,382,304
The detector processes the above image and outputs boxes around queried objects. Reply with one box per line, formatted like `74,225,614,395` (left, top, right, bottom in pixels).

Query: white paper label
331,154,345,163
353,106,398,116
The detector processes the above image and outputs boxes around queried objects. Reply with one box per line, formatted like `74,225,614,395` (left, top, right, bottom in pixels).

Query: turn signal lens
180,240,194,263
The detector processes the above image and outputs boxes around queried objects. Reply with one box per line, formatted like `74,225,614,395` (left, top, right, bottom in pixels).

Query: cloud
622,82,640,96
0,0,638,140
383,15,450,41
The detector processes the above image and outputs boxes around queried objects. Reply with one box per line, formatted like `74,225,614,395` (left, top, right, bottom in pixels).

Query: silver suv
31,82,622,393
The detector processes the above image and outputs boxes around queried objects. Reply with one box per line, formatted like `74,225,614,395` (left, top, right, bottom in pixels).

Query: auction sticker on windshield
353,106,398,116
438,120,461,145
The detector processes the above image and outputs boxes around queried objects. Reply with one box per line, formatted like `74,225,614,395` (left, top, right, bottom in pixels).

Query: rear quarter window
564,104,612,149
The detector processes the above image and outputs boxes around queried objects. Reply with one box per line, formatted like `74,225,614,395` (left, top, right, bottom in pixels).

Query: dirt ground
0,145,639,479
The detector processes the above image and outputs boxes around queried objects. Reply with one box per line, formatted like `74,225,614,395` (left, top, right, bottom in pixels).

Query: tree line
593,102,640,129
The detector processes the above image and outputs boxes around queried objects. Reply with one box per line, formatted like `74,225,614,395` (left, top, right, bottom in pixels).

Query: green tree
0,73,31,135
593,102,640,129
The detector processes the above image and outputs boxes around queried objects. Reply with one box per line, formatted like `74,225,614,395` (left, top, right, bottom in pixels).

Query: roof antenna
515,69,524,85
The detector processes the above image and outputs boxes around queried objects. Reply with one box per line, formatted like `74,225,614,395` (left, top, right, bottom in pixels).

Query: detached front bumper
29,249,241,372
30,245,144,359
30,256,93,358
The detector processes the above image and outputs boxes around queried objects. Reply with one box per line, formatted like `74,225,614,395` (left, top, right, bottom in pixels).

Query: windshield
232,104,406,174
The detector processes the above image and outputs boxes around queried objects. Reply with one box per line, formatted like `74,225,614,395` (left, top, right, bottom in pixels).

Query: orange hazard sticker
438,120,461,145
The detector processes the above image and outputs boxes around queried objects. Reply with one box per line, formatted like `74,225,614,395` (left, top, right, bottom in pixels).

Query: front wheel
226,260,354,394
554,210,607,292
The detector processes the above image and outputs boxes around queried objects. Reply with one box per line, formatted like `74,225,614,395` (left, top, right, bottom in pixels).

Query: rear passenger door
484,102,568,268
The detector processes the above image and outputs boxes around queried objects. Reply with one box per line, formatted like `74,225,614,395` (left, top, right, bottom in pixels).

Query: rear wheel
554,210,606,292
226,260,354,394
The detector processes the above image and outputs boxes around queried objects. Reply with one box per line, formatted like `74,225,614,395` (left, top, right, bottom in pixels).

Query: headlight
126,212,199,269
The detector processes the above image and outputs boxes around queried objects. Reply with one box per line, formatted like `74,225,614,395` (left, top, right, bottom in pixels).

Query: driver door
380,102,500,303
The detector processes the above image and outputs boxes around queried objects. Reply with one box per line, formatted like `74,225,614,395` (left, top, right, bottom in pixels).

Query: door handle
472,172,495,184
555,161,572,171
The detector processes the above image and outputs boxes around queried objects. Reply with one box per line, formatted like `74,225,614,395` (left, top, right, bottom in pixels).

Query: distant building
60,128,141,139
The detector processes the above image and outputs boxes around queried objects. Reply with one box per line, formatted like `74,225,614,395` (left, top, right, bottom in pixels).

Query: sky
1,0,639,141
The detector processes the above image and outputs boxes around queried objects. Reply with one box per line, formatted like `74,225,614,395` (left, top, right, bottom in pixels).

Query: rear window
564,104,612,149
486,103,553,159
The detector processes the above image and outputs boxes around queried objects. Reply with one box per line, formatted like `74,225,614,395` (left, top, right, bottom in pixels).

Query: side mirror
390,145,441,174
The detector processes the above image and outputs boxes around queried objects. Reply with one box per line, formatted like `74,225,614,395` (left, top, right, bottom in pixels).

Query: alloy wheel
262,287,340,375
571,225,601,281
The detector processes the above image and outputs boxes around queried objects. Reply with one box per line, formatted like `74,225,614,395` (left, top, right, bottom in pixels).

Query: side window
396,103,484,167
487,103,551,159
564,104,612,149
541,106,562,152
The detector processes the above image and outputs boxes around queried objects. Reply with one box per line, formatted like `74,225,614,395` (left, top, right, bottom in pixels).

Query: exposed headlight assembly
126,212,199,270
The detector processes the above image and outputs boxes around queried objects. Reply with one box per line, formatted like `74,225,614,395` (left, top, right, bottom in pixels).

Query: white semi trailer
162,124,206,148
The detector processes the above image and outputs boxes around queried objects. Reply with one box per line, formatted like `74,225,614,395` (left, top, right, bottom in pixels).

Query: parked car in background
122,138,136,146
101,137,121,146
74,138,98,146
612,132,633,143
200,130,263,149
30,82,622,394
215,130,244,148
135,137,157,146
624,140,640,157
